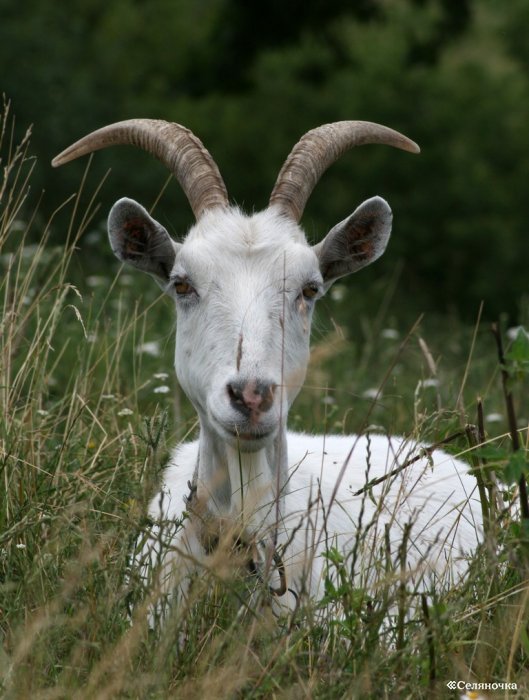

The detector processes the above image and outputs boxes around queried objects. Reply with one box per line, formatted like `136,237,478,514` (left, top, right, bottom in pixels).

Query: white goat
53,120,481,621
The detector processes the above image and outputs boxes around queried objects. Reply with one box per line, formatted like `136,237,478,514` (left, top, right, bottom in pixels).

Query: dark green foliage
506,328,529,382
1,0,528,319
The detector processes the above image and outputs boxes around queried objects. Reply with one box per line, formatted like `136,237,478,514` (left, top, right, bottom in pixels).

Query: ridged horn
52,119,229,219
269,121,420,222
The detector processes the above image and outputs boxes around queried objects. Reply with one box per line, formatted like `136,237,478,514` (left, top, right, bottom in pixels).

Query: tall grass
1,106,529,698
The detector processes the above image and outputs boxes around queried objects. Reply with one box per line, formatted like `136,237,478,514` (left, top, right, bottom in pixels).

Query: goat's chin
224,425,278,453
229,433,274,453
209,412,278,452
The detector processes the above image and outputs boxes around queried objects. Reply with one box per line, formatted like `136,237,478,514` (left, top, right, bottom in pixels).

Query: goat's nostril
259,382,277,412
227,382,246,408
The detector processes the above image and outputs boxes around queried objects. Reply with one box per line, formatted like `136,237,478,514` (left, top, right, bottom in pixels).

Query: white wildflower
362,388,380,400
136,341,161,357
111,299,124,311
10,220,26,234
485,412,503,423
417,378,440,389
117,408,134,417
507,325,529,341
366,423,385,433
381,328,399,340
330,284,345,302
153,372,170,380
153,385,170,394
119,273,135,286
21,244,39,259
86,275,106,288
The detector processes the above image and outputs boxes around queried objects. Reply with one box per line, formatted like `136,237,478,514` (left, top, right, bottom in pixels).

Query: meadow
1,108,529,699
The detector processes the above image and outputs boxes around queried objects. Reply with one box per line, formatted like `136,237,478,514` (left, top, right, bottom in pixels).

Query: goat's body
138,432,480,620
54,118,481,625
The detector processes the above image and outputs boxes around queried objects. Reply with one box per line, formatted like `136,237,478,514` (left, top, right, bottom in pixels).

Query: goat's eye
302,284,319,300
174,280,194,296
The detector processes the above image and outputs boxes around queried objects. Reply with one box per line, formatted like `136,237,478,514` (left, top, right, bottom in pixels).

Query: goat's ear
108,197,179,287
313,196,392,290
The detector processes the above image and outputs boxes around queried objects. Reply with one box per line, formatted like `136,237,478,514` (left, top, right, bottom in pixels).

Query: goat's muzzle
227,380,277,421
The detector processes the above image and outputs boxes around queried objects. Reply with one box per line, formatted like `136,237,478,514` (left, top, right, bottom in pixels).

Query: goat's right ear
313,196,392,291
108,197,179,287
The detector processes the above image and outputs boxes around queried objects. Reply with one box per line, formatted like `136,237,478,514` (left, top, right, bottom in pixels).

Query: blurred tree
193,0,379,92
406,0,472,64
0,0,527,320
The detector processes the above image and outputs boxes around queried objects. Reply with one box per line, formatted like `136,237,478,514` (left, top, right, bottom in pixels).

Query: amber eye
302,284,319,300
174,280,194,295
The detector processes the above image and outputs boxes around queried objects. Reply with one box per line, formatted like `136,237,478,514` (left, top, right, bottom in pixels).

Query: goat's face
171,208,317,450
107,196,392,451
52,119,417,450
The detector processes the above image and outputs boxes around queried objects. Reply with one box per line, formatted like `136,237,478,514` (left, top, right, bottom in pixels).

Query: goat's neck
196,422,288,534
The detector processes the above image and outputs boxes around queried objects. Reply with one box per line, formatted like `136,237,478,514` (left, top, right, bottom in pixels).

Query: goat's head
53,120,418,452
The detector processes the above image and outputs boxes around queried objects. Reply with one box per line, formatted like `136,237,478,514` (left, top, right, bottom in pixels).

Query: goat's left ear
108,197,180,288
313,196,392,290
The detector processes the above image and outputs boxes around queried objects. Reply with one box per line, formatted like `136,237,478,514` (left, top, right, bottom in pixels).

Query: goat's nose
227,380,277,415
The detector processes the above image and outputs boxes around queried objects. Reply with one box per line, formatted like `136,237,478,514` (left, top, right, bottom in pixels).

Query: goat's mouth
229,427,274,442
209,412,277,449
225,422,277,445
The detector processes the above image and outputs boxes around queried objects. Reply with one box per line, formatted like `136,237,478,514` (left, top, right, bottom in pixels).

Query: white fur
110,200,481,622
136,433,480,622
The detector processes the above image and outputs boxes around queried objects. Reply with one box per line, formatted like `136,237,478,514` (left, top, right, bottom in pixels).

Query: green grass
1,106,529,699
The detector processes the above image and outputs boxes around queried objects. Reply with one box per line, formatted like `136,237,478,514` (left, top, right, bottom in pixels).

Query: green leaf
473,445,509,463
323,547,345,565
505,327,529,379
324,576,337,598
508,519,529,542
502,451,529,484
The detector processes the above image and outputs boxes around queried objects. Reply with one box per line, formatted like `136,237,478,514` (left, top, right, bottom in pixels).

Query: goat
53,120,481,622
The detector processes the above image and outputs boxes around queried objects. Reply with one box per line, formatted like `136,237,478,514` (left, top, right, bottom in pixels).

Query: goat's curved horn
52,119,229,219
269,121,420,222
